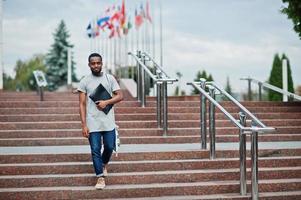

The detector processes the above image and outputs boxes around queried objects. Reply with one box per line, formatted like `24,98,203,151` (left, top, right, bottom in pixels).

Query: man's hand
82,125,90,138
96,100,108,110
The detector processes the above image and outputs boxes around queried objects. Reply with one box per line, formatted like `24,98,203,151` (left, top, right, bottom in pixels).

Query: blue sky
3,0,301,94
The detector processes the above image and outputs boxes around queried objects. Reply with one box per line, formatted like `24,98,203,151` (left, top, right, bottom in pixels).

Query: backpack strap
105,73,113,94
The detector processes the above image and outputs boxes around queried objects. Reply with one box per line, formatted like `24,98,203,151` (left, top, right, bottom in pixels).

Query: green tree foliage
225,76,232,95
268,53,294,101
45,20,77,91
174,71,183,96
174,86,180,96
281,0,301,40
4,54,47,91
3,73,15,90
191,70,214,94
221,76,233,101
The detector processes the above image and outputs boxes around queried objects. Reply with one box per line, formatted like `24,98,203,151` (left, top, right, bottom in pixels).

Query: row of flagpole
86,0,163,76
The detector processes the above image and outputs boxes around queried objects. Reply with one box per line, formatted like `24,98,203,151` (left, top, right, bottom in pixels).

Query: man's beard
91,69,102,76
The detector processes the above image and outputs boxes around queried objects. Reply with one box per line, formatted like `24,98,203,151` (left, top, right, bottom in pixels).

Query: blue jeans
88,129,115,177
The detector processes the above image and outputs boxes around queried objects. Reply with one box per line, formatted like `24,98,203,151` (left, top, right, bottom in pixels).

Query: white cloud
162,30,301,93
2,0,301,95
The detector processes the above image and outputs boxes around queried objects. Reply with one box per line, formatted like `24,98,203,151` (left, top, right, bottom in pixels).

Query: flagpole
136,27,139,53
97,18,100,53
125,34,128,78
0,0,3,90
105,33,108,71
90,37,92,53
152,1,155,61
159,0,163,67
110,38,115,74
114,37,117,75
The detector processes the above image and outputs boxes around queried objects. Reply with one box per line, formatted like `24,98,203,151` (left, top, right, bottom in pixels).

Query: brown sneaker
95,177,105,190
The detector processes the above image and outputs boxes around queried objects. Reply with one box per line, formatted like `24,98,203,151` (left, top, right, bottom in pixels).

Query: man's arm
79,92,89,138
96,90,123,110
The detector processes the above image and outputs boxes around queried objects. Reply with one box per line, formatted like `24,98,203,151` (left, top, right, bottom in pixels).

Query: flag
140,3,146,18
86,22,99,38
135,8,143,29
123,16,132,35
120,0,126,27
86,23,92,38
97,16,110,28
146,0,152,23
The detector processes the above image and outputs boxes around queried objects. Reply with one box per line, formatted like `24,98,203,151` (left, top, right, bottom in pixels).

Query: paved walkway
1,141,301,155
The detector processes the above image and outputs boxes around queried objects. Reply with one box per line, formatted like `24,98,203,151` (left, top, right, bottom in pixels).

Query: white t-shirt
77,73,120,132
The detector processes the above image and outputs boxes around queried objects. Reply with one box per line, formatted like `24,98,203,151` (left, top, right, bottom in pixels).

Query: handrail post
239,112,247,195
208,85,216,159
136,51,141,102
141,54,146,107
156,70,162,128
39,87,44,101
162,81,168,136
251,120,259,200
258,82,262,101
199,78,207,149
248,78,252,101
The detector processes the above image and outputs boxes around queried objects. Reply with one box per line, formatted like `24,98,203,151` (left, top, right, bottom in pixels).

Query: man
77,53,123,189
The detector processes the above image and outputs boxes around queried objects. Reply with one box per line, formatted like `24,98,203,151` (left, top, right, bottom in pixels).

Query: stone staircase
0,91,301,199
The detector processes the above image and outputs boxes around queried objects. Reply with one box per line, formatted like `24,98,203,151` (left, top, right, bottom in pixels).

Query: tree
3,73,15,91
45,20,77,91
221,76,233,101
281,0,301,40
225,76,233,94
268,53,294,101
4,55,47,91
174,71,183,96
191,69,214,94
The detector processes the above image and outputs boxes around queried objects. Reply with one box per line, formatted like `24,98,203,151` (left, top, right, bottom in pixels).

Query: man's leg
88,132,104,177
102,129,116,169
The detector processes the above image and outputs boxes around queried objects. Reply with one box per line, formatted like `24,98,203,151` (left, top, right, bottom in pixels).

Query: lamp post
67,47,72,87
0,0,3,90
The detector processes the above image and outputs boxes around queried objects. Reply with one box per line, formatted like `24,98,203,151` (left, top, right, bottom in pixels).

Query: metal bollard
208,85,216,159
251,120,259,200
199,78,207,149
258,82,262,101
239,112,247,195
162,81,168,136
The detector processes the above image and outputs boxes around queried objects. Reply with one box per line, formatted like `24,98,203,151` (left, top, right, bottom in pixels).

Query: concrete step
1,112,301,122
1,106,301,115
102,191,301,200
1,149,300,164
1,119,300,130
1,126,300,138
1,167,300,188
1,100,300,108
0,179,300,199
1,157,300,175
0,101,140,108
1,134,301,146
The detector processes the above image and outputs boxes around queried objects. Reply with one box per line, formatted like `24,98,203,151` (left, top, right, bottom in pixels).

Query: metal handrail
207,81,267,128
128,51,177,136
241,77,301,101
128,52,158,81
188,82,244,129
142,52,170,79
187,79,275,200
128,52,177,83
